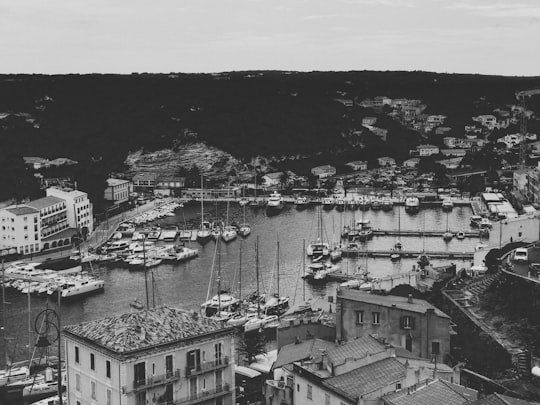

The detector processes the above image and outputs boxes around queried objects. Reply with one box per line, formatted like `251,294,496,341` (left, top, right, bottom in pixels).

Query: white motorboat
390,252,401,261
239,198,249,206
405,196,420,213
112,232,122,240
442,198,454,211
244,314,279,332
370,198,381,210
60,277,105,298
295,196,309,209
322,197,335,210
147,230,161,240
382,198,393,211
0,366,29,387
313,264,340,281
480,218,492,229
226,311,258,327
306,239,330,258
107,240,130,251
358,196,370,210
144,258,163,268
356,219,373,242
266,191,284,214
335,199,346,211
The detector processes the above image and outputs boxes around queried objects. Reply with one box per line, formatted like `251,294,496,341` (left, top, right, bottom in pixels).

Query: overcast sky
1,0,538,76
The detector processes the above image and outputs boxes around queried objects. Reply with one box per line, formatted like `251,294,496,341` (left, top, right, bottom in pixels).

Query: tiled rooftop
327,335,386,367
64,306,230,354
323,357,405,399
338,290,450,319
26,196,65,210
469,393,540,405
5,206,39,216
107,178,130,186
383,379,477,405
274,339,333,369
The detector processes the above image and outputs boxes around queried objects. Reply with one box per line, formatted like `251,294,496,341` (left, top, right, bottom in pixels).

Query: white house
378,157,396,167
403,158,420,168
362,117,377,126
417,144,440,157
346,161,368,171
311,165,336,179
104,178,131,204
472,114,497,130
262,172,284,187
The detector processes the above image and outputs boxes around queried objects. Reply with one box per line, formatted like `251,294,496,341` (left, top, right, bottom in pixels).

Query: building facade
63,306,236,405
336,289,452,363
311,165,336,179
0,206,40,255
104,178,131,204
47,188,94,234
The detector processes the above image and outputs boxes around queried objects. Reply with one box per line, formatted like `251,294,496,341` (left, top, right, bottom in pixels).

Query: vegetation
237,331,267,364
1,71,540,201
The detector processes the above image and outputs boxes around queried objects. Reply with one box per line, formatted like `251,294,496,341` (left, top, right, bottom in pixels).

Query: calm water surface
1,203,475,364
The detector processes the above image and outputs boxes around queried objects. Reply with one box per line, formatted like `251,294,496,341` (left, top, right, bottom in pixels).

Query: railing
185,356,229,377
171,382,231,405
123,368,181,394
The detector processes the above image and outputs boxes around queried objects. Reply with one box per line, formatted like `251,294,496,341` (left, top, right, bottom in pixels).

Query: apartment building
63,306,236,405
0,206,40,255
104,178,131,204
46,187,94,234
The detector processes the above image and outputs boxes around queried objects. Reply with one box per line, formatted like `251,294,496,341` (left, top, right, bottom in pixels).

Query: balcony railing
123,368,181,394
170,382,231,405
185,356,229,377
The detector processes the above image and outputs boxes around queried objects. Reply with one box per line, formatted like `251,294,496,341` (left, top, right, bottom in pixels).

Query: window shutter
411,317,416,330
400,316,405,329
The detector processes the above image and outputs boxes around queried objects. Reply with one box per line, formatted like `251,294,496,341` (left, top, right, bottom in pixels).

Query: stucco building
63,306,236,405
336,289,452,364
104,178,131,204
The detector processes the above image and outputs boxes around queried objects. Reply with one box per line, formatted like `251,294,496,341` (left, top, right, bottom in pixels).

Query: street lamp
34,292,63,401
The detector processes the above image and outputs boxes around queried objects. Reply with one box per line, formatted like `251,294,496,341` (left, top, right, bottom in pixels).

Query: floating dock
371,230,481,238
341,249,474,260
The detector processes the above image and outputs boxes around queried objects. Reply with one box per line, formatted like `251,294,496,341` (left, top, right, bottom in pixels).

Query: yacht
306,239,330,259
107,240,130,251
405,196,420,213
266,191,284,215
238,223,251,237
226,311,258,327
356,219,373,242
60,277,105,299
147,230,161,240
295,196,309,209
221,226,238,243
201,292,241,317
0,366,30,387
358,196,370,211
442,198,454,211
312,263,340,282
262,294,290,316
382,198,393,211
370,198,381,210
244,314,279,332
335,199,346,211
322,197,335,210
470,215,482,227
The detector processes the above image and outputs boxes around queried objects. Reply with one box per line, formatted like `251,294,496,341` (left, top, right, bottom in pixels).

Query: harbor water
1,202,476,366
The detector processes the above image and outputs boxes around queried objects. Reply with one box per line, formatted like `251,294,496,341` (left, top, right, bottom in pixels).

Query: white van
514,248,529,263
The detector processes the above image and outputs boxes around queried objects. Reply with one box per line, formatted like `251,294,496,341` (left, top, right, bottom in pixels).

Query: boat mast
302,239,306,301
217,238,222,317
238,242,242,302
256,236,260,317
277,240,280,299
1,259,9,368
143,236,149,309
200,175,205,230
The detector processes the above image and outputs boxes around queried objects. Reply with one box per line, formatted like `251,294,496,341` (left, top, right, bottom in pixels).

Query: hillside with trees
1,71,540,202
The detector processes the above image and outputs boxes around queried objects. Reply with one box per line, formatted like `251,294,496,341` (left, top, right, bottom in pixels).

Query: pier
371,229,482,238
341,249,474,260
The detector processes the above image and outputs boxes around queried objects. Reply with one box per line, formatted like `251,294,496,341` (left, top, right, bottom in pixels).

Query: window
134,362,146,387
297,384,300,392
401,316,415,330
164,383,173,403
106,360,111,378
307,384,313,400
372,312,380,325
215,342,223,365
396,382,402,390
325,393,330,405
107,389,112,405
356,311,364,324
432,341,440,355
75,373,80,391
187,349,201,372
166,355,173,377
90,353,95,370
91,381,96,399
75,346,79,363
136,391,146,405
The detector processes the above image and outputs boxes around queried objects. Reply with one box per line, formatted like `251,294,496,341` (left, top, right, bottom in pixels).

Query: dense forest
1,71,540,203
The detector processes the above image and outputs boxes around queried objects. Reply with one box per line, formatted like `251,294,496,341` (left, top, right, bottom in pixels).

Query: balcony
170,382,231,405
123,369,181,394
185,356,229,377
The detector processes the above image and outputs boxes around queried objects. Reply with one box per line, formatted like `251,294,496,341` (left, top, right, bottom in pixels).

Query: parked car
514,248,529,263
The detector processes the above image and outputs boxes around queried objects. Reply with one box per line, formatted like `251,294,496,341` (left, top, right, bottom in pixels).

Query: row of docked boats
316,196,395,211
129,201,183,226
2,262,105,299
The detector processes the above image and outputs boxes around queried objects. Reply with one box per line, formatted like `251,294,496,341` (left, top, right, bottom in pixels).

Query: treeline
1,71,540,201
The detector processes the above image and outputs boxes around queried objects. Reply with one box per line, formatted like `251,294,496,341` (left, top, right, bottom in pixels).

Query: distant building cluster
23,156,78,170
0,187,92,255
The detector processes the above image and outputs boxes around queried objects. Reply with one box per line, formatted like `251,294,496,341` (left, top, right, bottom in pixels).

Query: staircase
463,270,502,305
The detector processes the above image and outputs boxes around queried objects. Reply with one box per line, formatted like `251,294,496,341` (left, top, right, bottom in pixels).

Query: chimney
408,294,413,304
